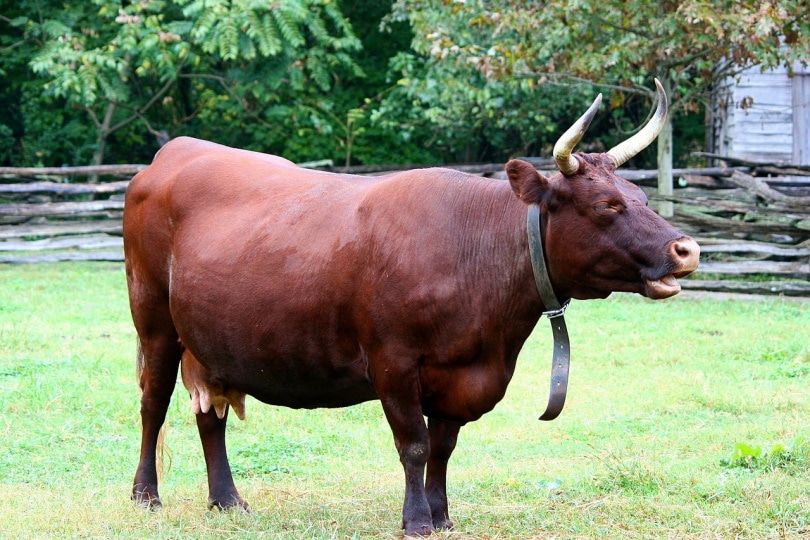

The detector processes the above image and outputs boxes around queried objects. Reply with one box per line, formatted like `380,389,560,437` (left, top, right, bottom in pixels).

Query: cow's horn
553,93,602,176
607,78,668,168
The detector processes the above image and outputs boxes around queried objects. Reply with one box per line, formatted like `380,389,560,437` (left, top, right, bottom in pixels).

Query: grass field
1,262,808,539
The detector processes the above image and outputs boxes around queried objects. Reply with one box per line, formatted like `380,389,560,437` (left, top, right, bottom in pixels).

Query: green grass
1,262,809,539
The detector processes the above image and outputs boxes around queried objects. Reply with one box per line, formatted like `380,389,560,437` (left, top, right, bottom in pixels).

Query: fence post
657,110,674,218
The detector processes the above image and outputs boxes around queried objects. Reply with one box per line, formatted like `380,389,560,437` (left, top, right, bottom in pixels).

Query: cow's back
126,136,367,234
125,137,371,291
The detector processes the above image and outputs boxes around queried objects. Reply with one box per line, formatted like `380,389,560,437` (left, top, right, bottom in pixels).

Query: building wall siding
711,62,810,165
730,66,793,162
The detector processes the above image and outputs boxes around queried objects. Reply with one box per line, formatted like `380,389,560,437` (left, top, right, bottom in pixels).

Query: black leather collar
527,204,571,421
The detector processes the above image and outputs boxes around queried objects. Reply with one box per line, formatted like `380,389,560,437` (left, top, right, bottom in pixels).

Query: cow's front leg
425,417,460,530
388,411,432,537
376,370,433,536
196,406,249,512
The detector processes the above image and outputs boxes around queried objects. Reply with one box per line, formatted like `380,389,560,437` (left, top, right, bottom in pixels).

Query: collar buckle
543,299,570,319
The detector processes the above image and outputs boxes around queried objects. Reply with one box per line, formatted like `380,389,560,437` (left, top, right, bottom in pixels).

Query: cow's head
507,80,699,301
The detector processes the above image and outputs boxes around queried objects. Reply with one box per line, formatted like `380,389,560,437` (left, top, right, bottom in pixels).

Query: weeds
720,440,810,473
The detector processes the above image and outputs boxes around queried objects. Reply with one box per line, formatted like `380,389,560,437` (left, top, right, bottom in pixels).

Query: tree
275,0,443,166
374,4,596,163
372,47,596,163
6,0,364,169
0,1,106,167
386,0,810,213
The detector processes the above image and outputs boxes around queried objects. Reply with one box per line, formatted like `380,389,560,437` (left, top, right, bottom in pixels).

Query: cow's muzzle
645,237,700,299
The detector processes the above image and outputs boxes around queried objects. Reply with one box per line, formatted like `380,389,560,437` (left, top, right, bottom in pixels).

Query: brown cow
124,80,698,536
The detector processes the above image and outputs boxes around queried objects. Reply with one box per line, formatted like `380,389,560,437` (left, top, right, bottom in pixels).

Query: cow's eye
593,203,618,213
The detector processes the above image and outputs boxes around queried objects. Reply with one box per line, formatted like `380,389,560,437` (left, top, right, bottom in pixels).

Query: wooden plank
681,279,810,297
735,77,792,97
793,74,810,165
669,207,803,236
0,234,122,252
734,83,792,96
696,260,810,276
0,200,124,224
755,167,810,177
0,200,124,216
732,151,795,163
0,164,145,180
0,181,129,195
618,167,749,182
752,121,794,132
0,220,123,239
691,152,810,171
735,134,794,147
0,250,124,264
727,171,810,206
680,175,732,188
0,214,123,225
669,187,771,204
735,137,793,149
733,104,793,118
698,242,810,257
667,197,810,220
733,102,793,115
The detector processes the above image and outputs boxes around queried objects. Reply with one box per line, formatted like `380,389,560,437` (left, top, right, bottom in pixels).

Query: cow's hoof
132,487,162,510
402,522,435,538
433,517,454,531
207,496,251,513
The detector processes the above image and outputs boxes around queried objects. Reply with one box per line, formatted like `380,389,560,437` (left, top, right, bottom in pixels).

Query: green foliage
16,82,97,166
1,0,450,167
393,0,810,103
0,124,14,164
386,0,810,166
720,441,809,473
4,0,808,168
374,4,605,162
2,0,372,167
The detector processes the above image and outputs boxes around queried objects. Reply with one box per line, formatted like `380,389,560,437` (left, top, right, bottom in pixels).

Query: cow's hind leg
181,350,249,511
196,407,249,512
425,417,460,530
132,333,182,508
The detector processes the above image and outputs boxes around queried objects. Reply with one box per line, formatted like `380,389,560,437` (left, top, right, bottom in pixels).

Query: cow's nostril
674,242,691,258
670,238,700,270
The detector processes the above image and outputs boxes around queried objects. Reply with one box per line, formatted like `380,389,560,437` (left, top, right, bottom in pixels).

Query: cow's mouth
644,270,692,299
644,237,700,299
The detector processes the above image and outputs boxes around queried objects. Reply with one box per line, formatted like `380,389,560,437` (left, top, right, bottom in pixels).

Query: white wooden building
709,62,810,165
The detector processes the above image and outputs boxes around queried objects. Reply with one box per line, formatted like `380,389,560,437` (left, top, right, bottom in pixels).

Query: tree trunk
89,102,117,183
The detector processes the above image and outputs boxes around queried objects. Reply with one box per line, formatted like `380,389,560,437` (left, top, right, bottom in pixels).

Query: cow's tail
135,342,170,480
135,340,145,385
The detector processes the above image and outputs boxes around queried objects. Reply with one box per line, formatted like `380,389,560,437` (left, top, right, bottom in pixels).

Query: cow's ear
506,159,550,204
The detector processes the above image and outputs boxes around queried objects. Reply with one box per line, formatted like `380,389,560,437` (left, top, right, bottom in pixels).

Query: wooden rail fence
1,159,808,296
